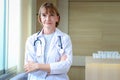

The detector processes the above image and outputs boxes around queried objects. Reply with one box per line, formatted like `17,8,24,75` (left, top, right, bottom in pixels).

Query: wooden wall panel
69,2,120,56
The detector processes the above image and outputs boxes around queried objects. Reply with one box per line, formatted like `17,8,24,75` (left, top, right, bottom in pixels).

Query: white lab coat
25,28,72,80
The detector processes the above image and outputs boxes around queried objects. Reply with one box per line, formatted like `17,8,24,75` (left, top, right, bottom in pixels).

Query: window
0,0,35,79
0,0,21,79
0,0,6,75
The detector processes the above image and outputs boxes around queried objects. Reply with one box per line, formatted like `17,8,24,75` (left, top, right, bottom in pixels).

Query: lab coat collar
37,28,63,38
36,28,44,38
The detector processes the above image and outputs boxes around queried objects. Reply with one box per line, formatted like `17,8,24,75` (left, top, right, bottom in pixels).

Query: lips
46,22,52,24
46,23,52,25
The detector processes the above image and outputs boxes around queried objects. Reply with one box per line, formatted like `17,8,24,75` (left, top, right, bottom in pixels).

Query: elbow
50,61,72,74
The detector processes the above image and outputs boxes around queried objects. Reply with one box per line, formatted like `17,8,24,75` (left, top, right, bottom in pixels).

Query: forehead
40,7,56,14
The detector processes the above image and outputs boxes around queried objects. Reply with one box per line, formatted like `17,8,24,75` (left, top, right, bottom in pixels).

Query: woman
24,2,72,80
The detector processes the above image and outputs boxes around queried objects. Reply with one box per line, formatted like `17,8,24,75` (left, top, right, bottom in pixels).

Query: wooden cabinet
85,56,120,80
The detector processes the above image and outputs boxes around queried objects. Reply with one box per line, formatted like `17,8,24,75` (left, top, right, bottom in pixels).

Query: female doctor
24,2,72,80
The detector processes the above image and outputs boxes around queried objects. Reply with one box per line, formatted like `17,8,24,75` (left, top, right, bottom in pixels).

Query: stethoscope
34,37,42,57
33,33,64,57
58,36,64,54
34,37,42,46
34,32,42,46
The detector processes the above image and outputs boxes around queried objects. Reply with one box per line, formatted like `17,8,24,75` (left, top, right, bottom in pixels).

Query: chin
44,26,51,29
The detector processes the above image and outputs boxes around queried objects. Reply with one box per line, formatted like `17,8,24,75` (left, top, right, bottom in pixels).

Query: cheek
52,17,58,24
41,18,45,23
56,16,59,22
54,17,58,22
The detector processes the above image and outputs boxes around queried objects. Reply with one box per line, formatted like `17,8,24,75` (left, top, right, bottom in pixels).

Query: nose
46,15,50,21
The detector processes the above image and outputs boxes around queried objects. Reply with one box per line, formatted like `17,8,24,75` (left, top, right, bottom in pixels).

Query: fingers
24,61,37,73
60,54,67,61
24,64,31,73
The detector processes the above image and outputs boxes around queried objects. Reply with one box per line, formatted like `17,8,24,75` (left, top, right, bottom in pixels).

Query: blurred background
1,0,120,80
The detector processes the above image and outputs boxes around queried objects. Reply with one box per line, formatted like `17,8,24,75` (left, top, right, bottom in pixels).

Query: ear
38,15,41,23
57,16,60,22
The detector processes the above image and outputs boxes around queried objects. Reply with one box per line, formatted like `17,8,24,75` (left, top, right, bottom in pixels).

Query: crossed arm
24,54,67,73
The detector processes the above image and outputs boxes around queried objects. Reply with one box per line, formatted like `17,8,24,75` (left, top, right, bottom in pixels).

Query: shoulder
26,32,38,45
56,28,71,40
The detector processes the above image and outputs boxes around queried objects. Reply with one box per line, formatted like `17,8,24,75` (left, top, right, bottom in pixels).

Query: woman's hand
60,54,67,61
24,61,39,73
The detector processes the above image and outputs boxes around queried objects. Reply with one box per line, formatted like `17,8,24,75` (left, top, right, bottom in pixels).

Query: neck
43,27,55,35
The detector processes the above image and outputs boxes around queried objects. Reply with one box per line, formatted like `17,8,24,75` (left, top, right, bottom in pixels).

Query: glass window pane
0,0,5,75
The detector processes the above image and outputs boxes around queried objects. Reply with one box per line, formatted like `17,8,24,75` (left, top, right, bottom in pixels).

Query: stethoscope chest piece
36,44,42,57
59,49,64,54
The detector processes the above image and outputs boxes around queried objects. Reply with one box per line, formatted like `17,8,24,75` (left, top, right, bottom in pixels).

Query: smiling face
40,8,59,29
38,2,60,30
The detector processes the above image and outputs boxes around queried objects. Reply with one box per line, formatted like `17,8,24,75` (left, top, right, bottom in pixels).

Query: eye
41,13,46,17
50,13,55,16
